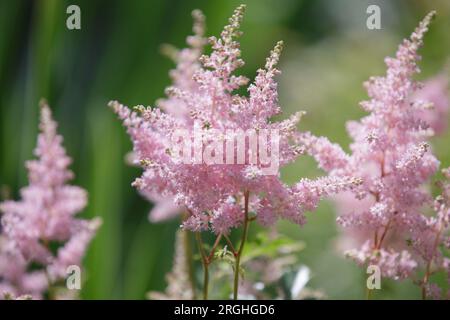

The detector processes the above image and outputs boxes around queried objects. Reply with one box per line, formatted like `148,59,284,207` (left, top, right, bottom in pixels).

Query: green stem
194,231,224,300
202,262,209,300
208,234,223,262
195,232,209,300
233,190,250,300
223,234,237,255
183,230,197,300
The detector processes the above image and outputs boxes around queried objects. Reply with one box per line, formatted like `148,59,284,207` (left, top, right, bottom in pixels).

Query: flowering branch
299,11,450,299
112,4,362,300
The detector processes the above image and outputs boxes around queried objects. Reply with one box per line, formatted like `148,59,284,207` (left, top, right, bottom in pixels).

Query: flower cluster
300,11,450,290
0,102,101,299
111,5,360,235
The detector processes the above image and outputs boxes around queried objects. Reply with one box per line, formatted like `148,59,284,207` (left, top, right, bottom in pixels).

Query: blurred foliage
0,0,449,299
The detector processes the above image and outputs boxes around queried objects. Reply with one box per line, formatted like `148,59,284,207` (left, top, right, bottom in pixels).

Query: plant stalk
233,190,250,300
183,230,197,300
195,232,209,300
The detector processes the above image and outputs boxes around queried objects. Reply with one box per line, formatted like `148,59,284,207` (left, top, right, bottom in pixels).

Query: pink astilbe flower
111,5,360,234
299,12,448,281
0,102,101,298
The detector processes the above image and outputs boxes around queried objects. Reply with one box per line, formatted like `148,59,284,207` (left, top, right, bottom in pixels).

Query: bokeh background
1,0,449,299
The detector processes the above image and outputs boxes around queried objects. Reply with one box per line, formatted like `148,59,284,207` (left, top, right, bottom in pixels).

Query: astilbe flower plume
299,12,450,289
110,5,361,235
334,71,449,261
0,102,101,299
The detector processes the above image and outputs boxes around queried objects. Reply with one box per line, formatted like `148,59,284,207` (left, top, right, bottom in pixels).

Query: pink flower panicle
111,6,360,234
299,12,450,283
0,102,101,299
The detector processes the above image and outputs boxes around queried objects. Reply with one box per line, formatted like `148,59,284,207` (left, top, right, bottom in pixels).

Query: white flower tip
160,43,179,61
191,9,205,37
39,98,49,110
107,100,120,110
89,217,103,231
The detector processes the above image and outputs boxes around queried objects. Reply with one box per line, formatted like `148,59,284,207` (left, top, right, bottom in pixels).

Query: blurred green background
0,0,449,299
